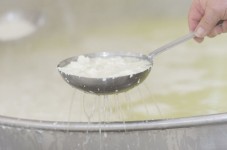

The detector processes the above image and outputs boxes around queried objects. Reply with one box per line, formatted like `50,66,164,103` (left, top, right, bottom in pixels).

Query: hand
188,0,227,42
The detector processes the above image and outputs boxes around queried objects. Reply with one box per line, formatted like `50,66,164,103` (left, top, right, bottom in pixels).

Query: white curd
58,55,152,78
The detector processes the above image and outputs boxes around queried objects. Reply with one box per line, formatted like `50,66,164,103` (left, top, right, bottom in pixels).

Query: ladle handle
148,20,224,59
148,32,195,58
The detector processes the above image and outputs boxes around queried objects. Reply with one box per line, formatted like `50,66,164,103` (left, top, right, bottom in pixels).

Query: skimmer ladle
58,32,195,95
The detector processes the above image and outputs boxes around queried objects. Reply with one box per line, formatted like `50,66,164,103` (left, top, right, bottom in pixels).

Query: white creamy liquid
58,55,152,78
1,19,227,122
0,15,36,41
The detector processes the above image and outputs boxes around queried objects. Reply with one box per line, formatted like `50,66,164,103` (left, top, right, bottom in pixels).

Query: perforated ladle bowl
58,32,195,95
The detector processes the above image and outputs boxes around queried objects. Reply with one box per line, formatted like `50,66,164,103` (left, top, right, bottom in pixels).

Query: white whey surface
0,15,36,41
58,55,151,78
0,20,227,122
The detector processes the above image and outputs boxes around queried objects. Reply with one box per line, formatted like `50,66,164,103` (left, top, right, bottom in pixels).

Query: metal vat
0,0,227,150
1,114,227,150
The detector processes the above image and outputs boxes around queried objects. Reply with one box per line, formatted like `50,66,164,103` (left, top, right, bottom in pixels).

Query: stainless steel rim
0,113,227,132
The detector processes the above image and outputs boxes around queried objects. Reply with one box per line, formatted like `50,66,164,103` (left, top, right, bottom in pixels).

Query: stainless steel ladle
58,32,195,95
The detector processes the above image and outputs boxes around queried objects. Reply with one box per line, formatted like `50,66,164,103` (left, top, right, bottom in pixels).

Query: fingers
223,20,227,32
188,0,203,32
207,24,223,37
194,6,221,38
194,37,204,43
206,20,227,38
188,0,206,43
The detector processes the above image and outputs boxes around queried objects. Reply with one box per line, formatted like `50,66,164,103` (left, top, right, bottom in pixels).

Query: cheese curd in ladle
58,33,195,94
58,55,151,79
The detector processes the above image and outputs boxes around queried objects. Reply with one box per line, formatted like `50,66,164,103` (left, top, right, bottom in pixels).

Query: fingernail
195,27,206,38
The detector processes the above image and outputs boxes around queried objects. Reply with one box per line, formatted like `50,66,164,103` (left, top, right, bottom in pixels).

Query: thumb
195,8,220,38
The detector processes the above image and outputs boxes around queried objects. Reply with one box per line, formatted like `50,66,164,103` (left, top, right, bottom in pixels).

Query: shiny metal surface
148,32,195,58
1,113,227,149
57,52,152,95
58,33,194,95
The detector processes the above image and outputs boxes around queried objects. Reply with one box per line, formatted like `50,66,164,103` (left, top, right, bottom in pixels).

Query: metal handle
148,20,224,59
148,32,195,59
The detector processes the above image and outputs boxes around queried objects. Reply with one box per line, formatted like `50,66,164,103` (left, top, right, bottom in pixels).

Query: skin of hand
188,0,227,42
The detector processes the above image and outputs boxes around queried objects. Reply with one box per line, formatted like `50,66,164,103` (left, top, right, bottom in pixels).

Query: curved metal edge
57,51,152,68
57,51,153,95
58,68,152,95
1,113,227,132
